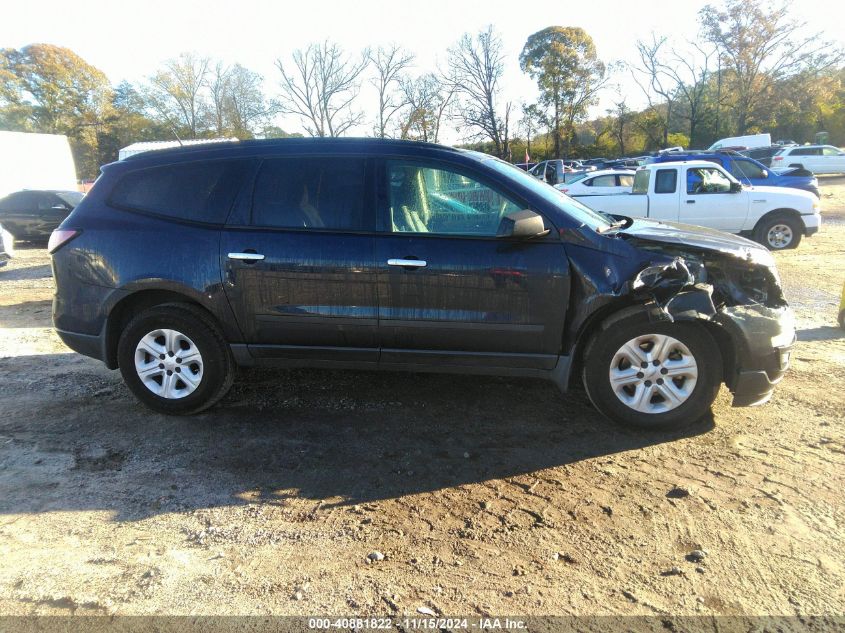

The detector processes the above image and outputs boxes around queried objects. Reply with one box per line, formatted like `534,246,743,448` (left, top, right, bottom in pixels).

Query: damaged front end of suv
563,220,796,413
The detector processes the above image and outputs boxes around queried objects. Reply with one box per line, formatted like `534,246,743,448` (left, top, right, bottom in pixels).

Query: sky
3,0,845,144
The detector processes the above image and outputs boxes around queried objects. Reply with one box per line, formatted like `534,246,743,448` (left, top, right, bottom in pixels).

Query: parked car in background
50,138,796,428
775,139,797,147
514,162,536,171
0,223,10,267
739,145,785,168
0,190,84,241
653,152,819,197
578,160,820,250
772,145,845,174
555,169,636,197
528,159,595,186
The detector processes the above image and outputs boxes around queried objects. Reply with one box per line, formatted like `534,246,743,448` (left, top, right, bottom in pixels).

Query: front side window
529,162,545,178
110,160,249,224
618,174,635,187
822,146,843,156
387,161,521,236
687,167,732,194
632,170,650,194
251,157,366,230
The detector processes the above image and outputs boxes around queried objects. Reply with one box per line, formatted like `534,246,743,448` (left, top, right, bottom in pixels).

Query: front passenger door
376,160,570,370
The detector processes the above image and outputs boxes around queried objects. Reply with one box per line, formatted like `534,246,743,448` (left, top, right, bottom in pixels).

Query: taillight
773,156,783,161
48,229,80,254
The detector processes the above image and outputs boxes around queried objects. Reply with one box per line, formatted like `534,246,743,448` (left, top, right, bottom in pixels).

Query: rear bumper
56,326,109,364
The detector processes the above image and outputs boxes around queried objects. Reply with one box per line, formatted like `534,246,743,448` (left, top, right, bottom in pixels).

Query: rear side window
110,160,249,224
654,169,677,194
251,157,367,230
590,175,616,187
618,174,634,187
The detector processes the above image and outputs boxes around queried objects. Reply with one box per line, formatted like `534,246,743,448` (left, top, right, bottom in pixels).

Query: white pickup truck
578,160,821,250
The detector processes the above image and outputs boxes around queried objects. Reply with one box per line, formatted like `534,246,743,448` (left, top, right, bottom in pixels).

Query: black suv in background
0,190,84,241
50,139,795,428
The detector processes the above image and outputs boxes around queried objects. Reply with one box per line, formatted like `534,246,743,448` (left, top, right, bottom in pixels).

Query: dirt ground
0,179,843,620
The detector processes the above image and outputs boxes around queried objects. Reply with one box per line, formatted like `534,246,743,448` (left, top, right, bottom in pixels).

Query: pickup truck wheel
117,303,234,415
582,315,721,429
755,215,802,250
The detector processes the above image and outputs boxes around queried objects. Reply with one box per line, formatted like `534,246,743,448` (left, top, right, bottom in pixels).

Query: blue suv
49,139,795,428
654,151,819,197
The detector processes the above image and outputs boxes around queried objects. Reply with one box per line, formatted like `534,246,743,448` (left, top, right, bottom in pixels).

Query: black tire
754,214,803,251
117,303,234,415
582,314,722,429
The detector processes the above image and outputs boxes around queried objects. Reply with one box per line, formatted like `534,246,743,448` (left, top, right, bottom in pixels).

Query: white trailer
0,131,78,198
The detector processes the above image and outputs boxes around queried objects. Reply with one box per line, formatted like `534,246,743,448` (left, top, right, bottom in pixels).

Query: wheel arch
568,302,732,390
751,208,805,235
103,289,220,369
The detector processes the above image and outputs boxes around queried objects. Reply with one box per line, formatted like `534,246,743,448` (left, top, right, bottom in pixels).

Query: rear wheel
117,303,234,415
582,314,721,429
754,214,802,250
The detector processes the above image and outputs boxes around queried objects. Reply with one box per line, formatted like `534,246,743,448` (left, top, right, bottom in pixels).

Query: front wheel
117,303,234,415
754,214,802,251
582,315,722,429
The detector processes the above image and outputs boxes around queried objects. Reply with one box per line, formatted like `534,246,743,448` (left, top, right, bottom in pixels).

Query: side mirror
497,210,551,239
761,169,769,178
730,181,743,193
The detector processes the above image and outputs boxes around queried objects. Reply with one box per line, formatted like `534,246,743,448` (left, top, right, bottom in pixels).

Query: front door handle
228,252,265,261
387,258,427,268
686,200,696,204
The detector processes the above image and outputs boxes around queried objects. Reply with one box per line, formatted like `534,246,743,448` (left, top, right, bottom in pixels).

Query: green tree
0,44,113,178
700,0,844,135
519,26,608,157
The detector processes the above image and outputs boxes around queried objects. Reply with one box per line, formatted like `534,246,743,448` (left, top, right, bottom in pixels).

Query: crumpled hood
618,218,775,267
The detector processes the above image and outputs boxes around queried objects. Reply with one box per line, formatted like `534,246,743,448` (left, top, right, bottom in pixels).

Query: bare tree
631,35,675,148
276,41,370,137
208,61,232,136
145,52,211,137
369,45,414,138
446,26,508,157
225,64,274,138
632,35,717,147
398,73,455,143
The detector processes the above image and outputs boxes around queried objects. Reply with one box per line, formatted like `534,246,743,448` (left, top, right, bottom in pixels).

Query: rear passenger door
220,156,379,361
375,159,569,370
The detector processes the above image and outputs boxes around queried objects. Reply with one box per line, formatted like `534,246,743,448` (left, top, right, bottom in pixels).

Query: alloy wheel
134,328,204,399
608,333,698,414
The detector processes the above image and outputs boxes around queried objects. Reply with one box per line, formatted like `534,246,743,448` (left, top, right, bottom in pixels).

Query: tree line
1,0,843,179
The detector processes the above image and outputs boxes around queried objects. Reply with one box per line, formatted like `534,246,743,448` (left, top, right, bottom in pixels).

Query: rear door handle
228,252,265,261
686,200,696,204
387,258,427,268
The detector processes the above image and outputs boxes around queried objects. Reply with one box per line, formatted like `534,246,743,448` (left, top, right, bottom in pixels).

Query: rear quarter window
109,160,250,224
654,169,677,194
